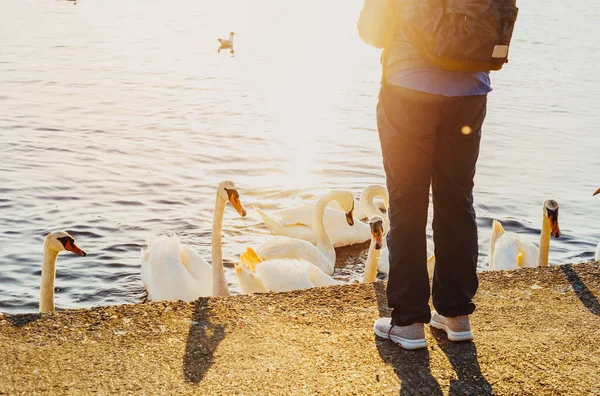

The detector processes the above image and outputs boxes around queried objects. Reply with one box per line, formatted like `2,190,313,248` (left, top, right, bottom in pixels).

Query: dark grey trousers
376,84,487,326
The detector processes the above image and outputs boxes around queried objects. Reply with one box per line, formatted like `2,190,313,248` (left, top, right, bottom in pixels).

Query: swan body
141,181,246,301
255,192,370,247
377,247,390,274
253,236,334,275
489,200,560,270
218,32,235,54
40,231,87,313
251,190,355,275
375,248,435,278
141,235,213,301
489,221,539,270
236,248,338,293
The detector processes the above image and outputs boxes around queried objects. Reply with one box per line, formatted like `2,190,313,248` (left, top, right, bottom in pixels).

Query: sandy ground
1,263,599,395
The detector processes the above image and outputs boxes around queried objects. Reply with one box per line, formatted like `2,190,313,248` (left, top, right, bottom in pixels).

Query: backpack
401,0,519,72
357,0,519,74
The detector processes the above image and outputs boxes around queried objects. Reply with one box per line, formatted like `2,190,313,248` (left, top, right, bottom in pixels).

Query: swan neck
361,188,389,230
538,217,551,267
212,194,230,296
40,246,59,313
362,240,380,283
313,193,336,264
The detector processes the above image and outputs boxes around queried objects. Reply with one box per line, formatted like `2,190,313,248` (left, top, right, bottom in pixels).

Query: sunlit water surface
1,0,599,314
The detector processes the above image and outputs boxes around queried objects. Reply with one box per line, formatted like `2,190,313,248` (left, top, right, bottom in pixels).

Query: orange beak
65,240,87,256
550,219,561,238
594,188,600,196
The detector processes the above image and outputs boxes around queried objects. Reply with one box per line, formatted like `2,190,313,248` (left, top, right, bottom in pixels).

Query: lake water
1,0,599,315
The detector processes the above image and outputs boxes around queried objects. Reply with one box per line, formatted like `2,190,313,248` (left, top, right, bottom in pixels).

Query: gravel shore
1,263,599,395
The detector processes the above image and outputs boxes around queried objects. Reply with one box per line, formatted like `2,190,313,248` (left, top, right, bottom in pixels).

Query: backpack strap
380,48,390,86
380,3,397,86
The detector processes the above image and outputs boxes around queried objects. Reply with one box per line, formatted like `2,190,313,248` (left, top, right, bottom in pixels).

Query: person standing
358,0,518,349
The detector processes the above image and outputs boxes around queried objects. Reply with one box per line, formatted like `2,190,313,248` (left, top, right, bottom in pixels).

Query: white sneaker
430,310,474,342
373,317,428,350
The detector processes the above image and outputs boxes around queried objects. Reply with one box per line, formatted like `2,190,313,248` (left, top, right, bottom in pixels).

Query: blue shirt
387,68,492,97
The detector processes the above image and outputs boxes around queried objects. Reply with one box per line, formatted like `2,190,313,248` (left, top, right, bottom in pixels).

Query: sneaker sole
373,327,428,350
429,318,474,342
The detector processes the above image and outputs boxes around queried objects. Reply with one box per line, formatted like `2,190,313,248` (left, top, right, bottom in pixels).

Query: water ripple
1,0,599,314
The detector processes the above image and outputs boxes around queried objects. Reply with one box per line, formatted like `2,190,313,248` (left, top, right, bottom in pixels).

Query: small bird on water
217,32,235,55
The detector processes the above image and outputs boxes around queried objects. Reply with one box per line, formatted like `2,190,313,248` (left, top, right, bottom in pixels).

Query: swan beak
547,208,560,238
345,210,355,226
65,240,87,257
226,189,247,217
550,219,561,238
594,188,600,196
370,220,384,250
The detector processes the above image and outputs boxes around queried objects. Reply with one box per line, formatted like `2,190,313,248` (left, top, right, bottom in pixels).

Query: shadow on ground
182,298,226,383
6,313,42,327
431,330,493,395
561,264,600,316
372,281,493,395
373,282,443,395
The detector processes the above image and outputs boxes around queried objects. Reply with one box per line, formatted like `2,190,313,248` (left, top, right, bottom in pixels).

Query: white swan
363,216,435,280
217,32,235,54
250,190,355,275
327,185,389,220
348,185,392,273
255,190,371,247
362,217,385,282
489,200,560,270
235,248,339,294
375,249,435,278
140,181,246,301
40,231,87,313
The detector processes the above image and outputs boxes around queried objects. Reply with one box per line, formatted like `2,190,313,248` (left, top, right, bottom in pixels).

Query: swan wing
180,245,213,290
254,206,318,244
235,265,267,294
276,206,370,247
254,260,316,292
142,235,211,301
299,261,339,287
516,240,539,268
256,236,333,275
322,212,371,247
492,233,538,270
274,206,314,226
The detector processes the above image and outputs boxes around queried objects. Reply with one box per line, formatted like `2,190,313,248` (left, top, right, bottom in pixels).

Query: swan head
217,180,247,217
44,231,87,256
230,32,235,36
542,200,560,238
331,190,356,226
368,216,384,250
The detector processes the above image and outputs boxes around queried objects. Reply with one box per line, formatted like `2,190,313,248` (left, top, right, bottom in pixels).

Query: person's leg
431,94,487,318
376,85,439,326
